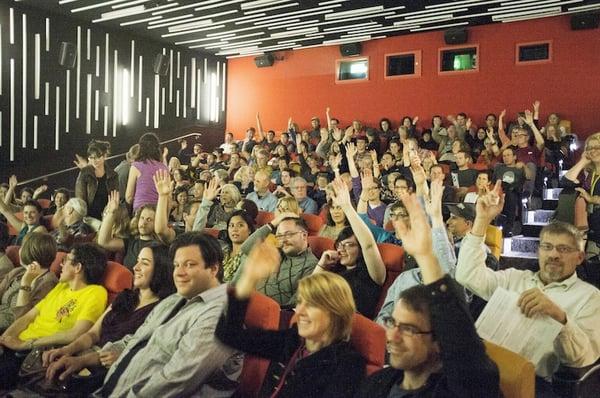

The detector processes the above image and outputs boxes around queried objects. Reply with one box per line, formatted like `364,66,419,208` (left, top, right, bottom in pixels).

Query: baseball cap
446,203,476,222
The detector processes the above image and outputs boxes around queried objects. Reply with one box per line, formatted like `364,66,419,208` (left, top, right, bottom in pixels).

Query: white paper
476,287,562,368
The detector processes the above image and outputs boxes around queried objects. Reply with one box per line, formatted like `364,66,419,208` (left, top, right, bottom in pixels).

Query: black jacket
355,277,500,398
216,289,366,398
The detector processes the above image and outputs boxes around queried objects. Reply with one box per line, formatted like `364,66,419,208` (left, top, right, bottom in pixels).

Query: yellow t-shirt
19,282,107,341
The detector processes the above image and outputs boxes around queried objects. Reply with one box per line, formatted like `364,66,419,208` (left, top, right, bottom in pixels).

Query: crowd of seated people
0,102,597,397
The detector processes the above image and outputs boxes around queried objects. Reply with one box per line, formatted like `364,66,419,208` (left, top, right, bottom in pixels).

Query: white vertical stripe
22,14,27,148
55,86,60,150
162,48,166,55
215,97,219,124
44,82,49,115
76,26,81,118
145,97,150,126
34,34,40,99
138,56,143,112
154,75,159,128
203,58,208,83
190,58,196,108
86,29,91,60
122,69,129,125
196,69,201,120
10,59,15,161
183,66,187,118
9,8,14,45
95,90,100,121
33,115,38,149
103,106,108,136
222,63,226,111
130,40,135,97
176,90,180,117
161,87,165,115
86,74,92,134
169,49,173,102
95,46,100,76
177,52,180,78
216,61,220,87
65,70,70,132
113,50,118,137
105,34,109,93
45,18,49,51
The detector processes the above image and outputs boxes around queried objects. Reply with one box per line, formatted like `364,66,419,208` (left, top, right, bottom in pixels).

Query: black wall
0,2,227,188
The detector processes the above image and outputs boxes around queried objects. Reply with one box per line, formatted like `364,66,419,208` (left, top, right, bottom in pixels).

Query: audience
0,199,47,245
51,197,94,252
247,170,278,212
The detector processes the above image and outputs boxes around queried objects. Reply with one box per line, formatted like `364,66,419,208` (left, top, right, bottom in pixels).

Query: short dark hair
279,217,308,233
87,140,111,158
169,232,224,282
221,210,256,247
335,226,364,265
325,201,349,227
457,112,467,118
23,199,43,214
54,188,71,200
146,243,176,299
398,284,434,337
21,187,34,196
72,243,107,285
331,118,339,124
20,232,57,268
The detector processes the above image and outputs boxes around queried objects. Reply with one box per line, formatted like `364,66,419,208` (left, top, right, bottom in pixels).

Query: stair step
521,224,544,237
525,209,554,224
507,236,540,254
543,188,562,200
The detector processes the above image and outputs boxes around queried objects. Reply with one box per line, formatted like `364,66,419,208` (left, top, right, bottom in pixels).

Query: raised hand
73,154,88,169
203,178,221,202
410,160,427,189
413,116,419,124
162,146,169,159
237,240,282,298
395,192,432,259
475,180,504,223
320,127,329,142
330,178,353,208
8,175,18,189
153,169,173,196
106,190,120,215
344,126,354,140
466,118,473,130
424,179,444,220
524,109,534,125
533,100,540,112
345,142,357,159
499,109,506,119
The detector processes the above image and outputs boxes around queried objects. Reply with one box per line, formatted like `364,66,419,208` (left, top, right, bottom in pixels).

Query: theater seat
42,215,55,231
237,292,280,398
103,261,133,303
485,225,503,260
5,245,20,266
471,162,489,171
37,199,51,209
255,211,274,227
375,243,405,314
203,228,220,239
307,236,335,260
300,213,323,236
50,251,68,277
484,340,535,398
7,212,24,236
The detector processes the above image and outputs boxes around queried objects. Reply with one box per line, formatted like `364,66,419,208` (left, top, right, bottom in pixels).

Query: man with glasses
0,243,107,388
290,177,318,215
356,191,499,397
234,214,317,307
456,181,600,390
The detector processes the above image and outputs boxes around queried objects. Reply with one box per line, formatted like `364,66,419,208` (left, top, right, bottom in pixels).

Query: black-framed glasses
275,231,303,241
381,316,432,336
539,242,578,254
336,241,358,251
390,211,409,220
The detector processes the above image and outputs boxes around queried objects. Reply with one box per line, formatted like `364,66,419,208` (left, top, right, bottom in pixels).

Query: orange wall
226,16,600,140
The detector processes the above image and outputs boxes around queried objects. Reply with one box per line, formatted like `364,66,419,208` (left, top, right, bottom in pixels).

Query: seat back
300,213,323,236
255,211,274,227
485,225,503,260
103,261,133,304
42,215,55,231
471,162,489,171
5,245,21,266
8,212,24,236
307,236,335,260
203,228,220,239
484,340,535,398
237,292,280,397
37,199,52,209
375,243,405,314
50,251,68,276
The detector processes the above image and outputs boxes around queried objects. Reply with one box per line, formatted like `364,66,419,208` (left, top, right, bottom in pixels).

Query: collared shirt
96,284,243,397
246,190,278,212
456,233,600,378
297,196,318,215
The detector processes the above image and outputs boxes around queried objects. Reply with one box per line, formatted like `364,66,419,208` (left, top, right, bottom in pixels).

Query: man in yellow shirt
0,243,108,389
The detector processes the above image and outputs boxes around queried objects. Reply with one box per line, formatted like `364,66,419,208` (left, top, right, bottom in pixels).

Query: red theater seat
375,243,405,314
307,236,335,260
103,261,133,303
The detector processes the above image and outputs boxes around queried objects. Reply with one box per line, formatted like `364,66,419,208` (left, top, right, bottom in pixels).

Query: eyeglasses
390,211,409,220
539,242,579,254
381,316,432,336
275,231,303,241
336,241,358,250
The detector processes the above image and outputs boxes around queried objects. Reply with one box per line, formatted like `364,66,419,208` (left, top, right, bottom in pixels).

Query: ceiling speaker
153,53,170,76
58,42,77,69
444,28,468,45
340,43,361,57
254,53,274,68
571,13,599,30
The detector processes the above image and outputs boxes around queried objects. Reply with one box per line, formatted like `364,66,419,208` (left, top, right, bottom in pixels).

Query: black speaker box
444,28,468,45
340,43,361,57
153,53,170,76
58,42,77,69
254,54,274,68
571,13,599,30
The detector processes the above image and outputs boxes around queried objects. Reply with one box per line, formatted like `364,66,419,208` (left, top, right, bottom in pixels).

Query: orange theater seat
307,236,335,260
50,251,68,277
7,212,24,236
37,199,52,209
301,213,323,236
375,243,405,314
103,261,133,303
237,292,280,397
203,228,220,239
470,162,489,171
256,211,275,227
5,245,21,266
484,340,535,398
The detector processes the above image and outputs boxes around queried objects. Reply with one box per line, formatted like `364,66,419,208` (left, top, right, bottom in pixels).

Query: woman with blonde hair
275,196,301,217
216,241,365,398
233,166,254,197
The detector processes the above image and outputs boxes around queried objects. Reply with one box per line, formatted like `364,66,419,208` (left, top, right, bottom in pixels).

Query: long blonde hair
297,272,356,342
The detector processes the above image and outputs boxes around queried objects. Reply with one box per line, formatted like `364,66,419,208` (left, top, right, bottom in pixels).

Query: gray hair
67,197,88,217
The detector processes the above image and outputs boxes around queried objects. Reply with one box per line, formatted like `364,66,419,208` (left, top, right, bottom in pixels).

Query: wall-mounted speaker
153,53,170,76
444,28,468,45
571,13,599,30
254,53,274,68
340,43,361,57
58,42,77,69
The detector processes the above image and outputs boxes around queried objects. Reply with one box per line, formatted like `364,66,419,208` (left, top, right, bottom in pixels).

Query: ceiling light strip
318,0,350,4
410,21,469,31
148,14,193,26
323,21,379,31
242,0,290,10
258,18,301,28
568,3,600,10
121,16,162,26
113,0,152,8
162,24,225,37
325,6,383,19
256,18,313,27
492,6,562,19
168,20,212,32
278,11,395,29
278,35,324,44
94,3,178,22
491,0,581,13
72,0,130,13
176,34,236,45
241,4,340,24
426,0,500,9
245,2,300,14
491,0,570,11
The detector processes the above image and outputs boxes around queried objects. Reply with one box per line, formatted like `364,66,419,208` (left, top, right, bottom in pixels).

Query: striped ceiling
15,0,600,58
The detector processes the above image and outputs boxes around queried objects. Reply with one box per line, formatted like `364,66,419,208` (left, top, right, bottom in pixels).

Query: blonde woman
216,241,365,398
233,166,255,197
275,196,302,217
192,180,241,231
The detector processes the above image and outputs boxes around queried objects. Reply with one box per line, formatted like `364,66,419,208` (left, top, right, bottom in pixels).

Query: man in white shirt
456,181,600,384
